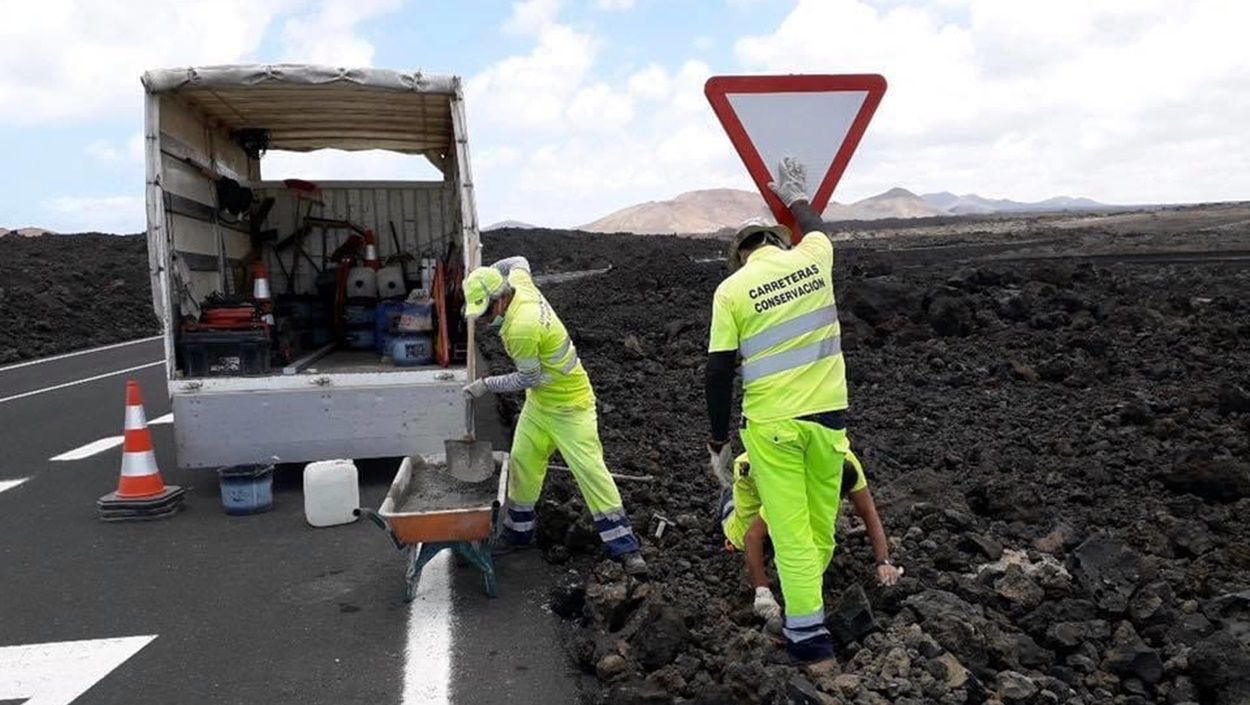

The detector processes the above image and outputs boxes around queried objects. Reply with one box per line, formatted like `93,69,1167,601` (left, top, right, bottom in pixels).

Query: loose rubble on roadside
482,224,1250,705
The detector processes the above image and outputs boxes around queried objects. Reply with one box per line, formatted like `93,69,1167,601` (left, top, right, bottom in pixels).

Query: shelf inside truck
300,349,444,374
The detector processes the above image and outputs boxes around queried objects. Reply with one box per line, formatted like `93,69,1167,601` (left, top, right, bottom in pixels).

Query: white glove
463,379,489,399
768,157,808,207
753,587,782,621
707,442,733,489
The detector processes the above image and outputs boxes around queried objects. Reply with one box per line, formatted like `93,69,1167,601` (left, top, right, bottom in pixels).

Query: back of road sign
705,74,887,235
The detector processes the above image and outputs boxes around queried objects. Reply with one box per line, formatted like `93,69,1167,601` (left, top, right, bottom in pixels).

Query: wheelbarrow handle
355,508,404,551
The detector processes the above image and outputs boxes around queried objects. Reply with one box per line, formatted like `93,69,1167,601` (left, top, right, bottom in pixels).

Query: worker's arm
491,256,531,275
789,199,833,238
849,487,901,585
769,156,834,239
706,287,739,447
481,332,543,393
743,518,770,589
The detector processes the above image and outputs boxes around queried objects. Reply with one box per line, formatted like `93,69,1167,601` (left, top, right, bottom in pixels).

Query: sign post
705,74,886,238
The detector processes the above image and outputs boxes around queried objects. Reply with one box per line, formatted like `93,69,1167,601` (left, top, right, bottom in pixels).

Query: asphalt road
0,339,584,704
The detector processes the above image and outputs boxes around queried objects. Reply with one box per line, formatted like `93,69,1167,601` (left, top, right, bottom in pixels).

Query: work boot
621,551,648,576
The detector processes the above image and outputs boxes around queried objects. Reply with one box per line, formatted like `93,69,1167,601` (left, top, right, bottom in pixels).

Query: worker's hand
753,587,782,621
768,157,808,207
707,441,733,489
876,561,903,586
463,379,489,399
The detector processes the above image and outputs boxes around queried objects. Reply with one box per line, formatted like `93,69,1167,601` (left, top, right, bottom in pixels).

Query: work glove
768,156,808,207
707,441,733,489
463,379,489,399
753,587,782,621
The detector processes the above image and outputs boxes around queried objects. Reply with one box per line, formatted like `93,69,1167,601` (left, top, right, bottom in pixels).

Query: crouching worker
462,256,647,575
719,449,902,623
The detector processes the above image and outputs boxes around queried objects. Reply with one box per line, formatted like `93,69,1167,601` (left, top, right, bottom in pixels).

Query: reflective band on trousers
600,525,633,542
742,335,842,383
739,304,838,359
560,355,580,374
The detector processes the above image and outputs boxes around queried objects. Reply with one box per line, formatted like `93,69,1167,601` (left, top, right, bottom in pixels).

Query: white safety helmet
727,217,791,273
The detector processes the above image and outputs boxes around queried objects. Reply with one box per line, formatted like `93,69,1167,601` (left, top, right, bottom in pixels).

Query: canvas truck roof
141,64,460,154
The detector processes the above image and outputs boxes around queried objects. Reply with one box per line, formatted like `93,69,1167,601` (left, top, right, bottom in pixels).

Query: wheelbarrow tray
377,452,509,545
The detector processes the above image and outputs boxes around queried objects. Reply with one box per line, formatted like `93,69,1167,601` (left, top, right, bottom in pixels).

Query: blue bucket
218,464,274,515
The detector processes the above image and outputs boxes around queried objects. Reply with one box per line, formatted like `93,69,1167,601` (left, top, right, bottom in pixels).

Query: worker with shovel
704,156,851,664
462,257,648,575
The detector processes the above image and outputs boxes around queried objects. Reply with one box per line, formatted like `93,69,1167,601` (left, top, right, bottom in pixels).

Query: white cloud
85,140,119,161
597,0,635,9
279,0,403,66
504,0,562,35
0,0,402,125
466,23,598,130
733,0,1250,204
42,195,145,234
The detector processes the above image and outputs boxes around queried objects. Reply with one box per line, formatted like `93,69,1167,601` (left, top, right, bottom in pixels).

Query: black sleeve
790,199,833,237
705,351,737,443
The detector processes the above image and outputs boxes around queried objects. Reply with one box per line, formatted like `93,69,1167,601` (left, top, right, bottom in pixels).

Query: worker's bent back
708,232,846,422
502,268,594,408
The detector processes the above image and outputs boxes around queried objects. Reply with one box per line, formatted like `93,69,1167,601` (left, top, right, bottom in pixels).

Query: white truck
141,65,480,469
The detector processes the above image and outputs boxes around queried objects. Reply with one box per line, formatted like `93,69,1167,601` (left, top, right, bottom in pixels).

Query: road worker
705,156,854,664
719,448,901,625
462,256,647,575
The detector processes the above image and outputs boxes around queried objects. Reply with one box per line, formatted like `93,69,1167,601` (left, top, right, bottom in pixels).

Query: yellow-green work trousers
501,401,640,556
741,417,848,660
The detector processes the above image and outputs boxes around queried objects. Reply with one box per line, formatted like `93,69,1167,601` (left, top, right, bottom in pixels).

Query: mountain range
0,227,55,237
576,188,1112,234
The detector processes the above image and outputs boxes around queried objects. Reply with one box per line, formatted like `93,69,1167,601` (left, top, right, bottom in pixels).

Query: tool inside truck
144,67,475,381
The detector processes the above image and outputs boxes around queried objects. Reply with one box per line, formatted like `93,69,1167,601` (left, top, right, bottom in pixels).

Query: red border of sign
705,74,887,235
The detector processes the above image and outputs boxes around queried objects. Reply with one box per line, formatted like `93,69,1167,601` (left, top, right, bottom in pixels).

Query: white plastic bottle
303,459,360,527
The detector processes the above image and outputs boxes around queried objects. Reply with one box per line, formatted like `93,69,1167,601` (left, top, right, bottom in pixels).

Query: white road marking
402,552,453,705
50,437,124,462
0,361,163,405
0,336,162,373
0,634,155,705
0,477,30,495
49,414,172,462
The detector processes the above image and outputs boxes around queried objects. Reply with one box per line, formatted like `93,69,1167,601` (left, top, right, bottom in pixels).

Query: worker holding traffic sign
704,157,865,664
462,257,647,576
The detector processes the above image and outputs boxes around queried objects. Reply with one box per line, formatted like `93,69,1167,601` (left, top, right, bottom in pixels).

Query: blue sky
2,0,1246,233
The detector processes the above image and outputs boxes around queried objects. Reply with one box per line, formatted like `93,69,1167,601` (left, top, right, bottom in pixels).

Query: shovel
445,398,494,483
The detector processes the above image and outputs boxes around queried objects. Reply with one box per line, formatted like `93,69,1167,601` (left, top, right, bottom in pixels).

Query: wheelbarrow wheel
403,545,422,603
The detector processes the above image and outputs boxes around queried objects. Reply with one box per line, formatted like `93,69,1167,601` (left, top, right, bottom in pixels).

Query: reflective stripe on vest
739,304,838,359
742,334,841,383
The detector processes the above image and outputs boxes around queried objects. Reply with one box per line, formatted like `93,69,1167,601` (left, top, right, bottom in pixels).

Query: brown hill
0,227,55,238
580,188,950,234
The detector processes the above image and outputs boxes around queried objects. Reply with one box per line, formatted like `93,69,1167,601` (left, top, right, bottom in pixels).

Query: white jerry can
304,459,360,527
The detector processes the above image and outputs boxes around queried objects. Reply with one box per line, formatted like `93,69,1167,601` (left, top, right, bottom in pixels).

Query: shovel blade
445,439,495,483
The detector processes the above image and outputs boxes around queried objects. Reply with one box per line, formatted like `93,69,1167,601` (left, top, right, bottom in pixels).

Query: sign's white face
725,90,870,200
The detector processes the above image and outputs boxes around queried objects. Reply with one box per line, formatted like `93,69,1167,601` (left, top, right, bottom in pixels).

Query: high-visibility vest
501,269,594,408
708,232,846,422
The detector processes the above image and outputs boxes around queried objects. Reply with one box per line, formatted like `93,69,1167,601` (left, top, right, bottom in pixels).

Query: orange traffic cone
363,230,381,271
97,380,184,521
252,261,275,326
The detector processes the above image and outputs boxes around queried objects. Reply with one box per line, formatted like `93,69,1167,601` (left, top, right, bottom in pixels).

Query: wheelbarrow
356,452,508,601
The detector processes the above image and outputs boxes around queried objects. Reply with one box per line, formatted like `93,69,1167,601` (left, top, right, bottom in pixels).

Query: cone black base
97,485,185,521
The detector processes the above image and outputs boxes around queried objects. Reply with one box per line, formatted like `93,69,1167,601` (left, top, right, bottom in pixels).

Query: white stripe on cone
124,405,147,431
120,450,159,477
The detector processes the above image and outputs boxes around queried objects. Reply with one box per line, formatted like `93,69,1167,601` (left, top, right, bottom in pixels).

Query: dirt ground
0,232,157,363
481,204,1250,705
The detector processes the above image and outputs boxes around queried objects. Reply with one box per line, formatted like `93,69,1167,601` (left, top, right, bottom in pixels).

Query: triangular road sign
705,74,886,236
